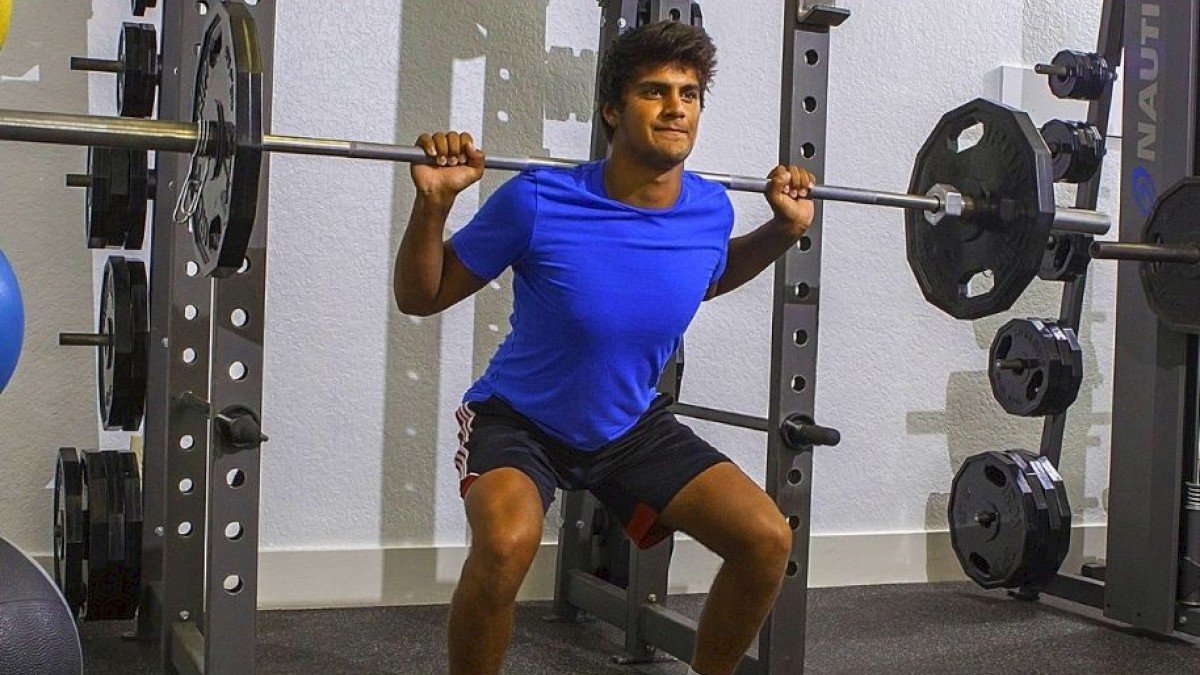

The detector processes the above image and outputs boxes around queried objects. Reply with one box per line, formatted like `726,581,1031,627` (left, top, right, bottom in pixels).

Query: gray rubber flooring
79,582,1200,674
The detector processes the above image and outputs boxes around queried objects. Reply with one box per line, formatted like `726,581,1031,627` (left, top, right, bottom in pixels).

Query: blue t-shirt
449,160,734,450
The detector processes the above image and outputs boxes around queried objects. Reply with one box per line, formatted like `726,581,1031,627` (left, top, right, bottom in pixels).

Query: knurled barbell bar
0,1,1112,321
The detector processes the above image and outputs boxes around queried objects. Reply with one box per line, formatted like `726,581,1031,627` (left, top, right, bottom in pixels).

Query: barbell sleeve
0,107,1110,236
1090,241,1200,265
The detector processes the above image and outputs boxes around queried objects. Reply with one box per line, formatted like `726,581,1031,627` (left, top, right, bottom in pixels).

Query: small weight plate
1039,232,1093,282
1024,453,1072,582
53,447,86,617
1046,50,1115,101
1040,119,1105,184
906,99,1056,320
98,257,148,430
117,22,158,118
189,1,264,277
949,450,1042,589
988,318,1083,417
84,147,148,250
1140,177,1200,334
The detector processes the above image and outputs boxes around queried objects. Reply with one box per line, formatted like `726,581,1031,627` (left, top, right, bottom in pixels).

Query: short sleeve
709,193,735,285
449,172,537,281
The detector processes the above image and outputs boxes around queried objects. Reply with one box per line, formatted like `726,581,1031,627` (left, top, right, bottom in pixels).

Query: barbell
0,1,1117,319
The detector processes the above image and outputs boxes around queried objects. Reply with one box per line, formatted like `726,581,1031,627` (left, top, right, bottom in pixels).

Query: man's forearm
394,194,455,314
711,218,804,298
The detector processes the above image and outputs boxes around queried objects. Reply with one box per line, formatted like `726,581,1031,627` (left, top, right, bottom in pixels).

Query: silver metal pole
0,107,1113,235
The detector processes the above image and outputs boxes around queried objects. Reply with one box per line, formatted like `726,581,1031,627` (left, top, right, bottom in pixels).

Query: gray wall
0,0,1118,602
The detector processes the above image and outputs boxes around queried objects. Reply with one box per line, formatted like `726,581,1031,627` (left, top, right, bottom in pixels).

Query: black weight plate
98,257,148,430
190,1,263,278
1039,232,1093,282
85,147,149,250
1047,50,1114,101
1040,119,1105,184
1140,178,1200,334
1004,450,1063,588
988,318,1082,417
906,99,1056,320
117,23,158,118
53,447,86,617
948,451,1040,588
1025,453,1072,582
80,450,141,620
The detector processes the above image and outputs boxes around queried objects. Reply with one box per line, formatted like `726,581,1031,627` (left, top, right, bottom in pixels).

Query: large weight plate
948,450,1065,589
98,257,149,430
53,447,86,616
1141,178,1200,334
190,1,263,277
907,99,1056,320
988,318,1083,417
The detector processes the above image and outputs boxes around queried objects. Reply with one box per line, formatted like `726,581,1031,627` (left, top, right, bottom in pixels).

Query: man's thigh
589,407,732,549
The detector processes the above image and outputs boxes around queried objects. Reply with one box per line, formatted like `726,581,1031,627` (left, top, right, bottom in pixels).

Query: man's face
604,63,702,169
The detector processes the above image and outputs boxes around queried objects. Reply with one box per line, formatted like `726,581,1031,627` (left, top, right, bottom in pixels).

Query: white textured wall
0,0,1116,596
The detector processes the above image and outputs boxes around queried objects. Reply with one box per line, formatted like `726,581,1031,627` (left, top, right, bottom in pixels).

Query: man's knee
728,511,793,579
470,521,543,581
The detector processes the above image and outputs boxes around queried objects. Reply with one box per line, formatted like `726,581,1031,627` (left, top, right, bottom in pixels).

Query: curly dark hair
596,21,718,141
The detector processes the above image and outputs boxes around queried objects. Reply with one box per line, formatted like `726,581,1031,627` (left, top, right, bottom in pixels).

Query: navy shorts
453,394,731,549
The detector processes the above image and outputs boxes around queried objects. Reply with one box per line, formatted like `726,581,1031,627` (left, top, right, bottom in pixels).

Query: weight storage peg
0,3,1112,310
70,23,160,118
1089,177,1200,334
780,415,841,450
58,257,148,430
1035,50,1117,101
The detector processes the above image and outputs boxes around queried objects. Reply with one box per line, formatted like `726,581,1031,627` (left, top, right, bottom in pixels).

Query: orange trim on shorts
626,502,673,549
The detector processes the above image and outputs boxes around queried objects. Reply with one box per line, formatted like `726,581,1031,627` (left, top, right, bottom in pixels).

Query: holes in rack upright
228,361,247,381
223,574,243,594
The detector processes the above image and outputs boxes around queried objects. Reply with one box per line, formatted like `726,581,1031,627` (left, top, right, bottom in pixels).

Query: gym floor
79,581,1200,674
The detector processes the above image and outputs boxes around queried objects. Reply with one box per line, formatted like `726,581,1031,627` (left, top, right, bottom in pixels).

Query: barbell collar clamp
1090,241,1200,265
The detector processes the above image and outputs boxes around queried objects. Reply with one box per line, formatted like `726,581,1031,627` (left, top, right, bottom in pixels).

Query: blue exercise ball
0,248,23,394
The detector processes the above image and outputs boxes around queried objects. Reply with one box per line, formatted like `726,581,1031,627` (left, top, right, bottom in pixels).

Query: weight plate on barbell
80,448,142,621
98,257,148,430
948,449,1067,589
988,318,1083,417
117,22,158,118
1141,177,1200,335
906,99,1056,320
189,0,263,278
53,447,86,617
84,146,149,249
